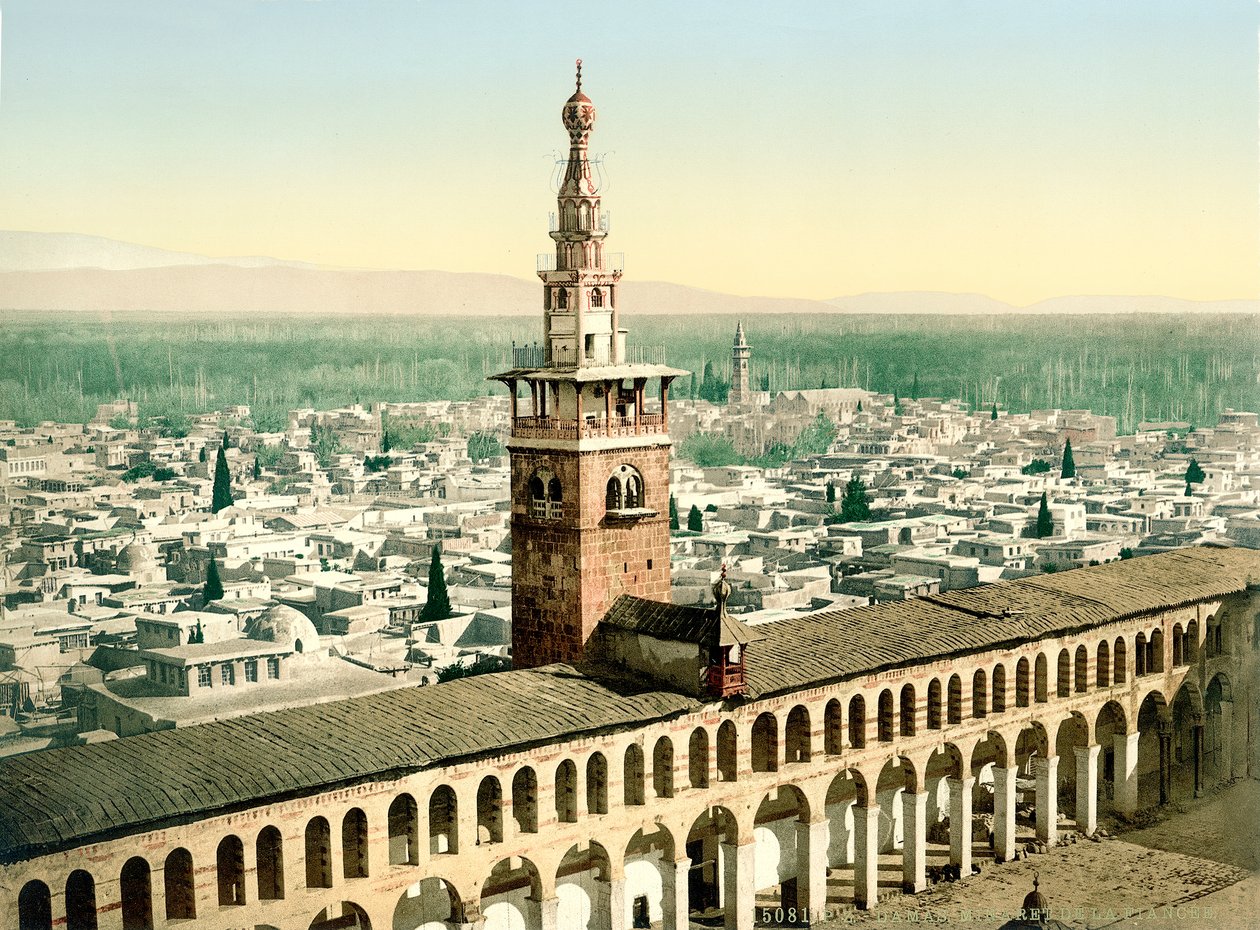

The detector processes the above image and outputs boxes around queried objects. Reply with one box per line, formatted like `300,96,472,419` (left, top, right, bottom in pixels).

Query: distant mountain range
0,231,1254,317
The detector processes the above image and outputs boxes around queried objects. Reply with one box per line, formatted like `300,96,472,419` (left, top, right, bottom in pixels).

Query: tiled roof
602,595,715,643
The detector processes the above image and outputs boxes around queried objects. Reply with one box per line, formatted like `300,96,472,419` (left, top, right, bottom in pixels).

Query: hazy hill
0,231,1254,317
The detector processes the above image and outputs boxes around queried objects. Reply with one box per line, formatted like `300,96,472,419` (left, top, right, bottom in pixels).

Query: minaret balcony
512,413,666,441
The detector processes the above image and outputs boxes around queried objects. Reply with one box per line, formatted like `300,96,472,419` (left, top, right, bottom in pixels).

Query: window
606,464,645,512
198,666,211,688
221,664,234,686
266,657,280,679
529,467,562,520
244,660,258,683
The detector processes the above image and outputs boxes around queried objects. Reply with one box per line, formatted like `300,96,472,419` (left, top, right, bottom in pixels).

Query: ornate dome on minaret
562,59,596,145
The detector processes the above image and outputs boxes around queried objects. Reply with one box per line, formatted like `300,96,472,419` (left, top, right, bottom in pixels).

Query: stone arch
1015,721,1052,771
606,463,644,511
18,880,51,930
717,721,738,781
653,737,674,798
972,669,987,719
257,825,285,901
1172,623,1185,667
120,857,153,930
753,784,812,915
513,766,540,832
164,847,196,919
1149,628,1165,673
624,744,646,805
1016,656,1031,707
557,759,579,822
1097,640,1111,688
752,711,779,771
430,785,459,854
478,775,505,843
625,826,675,930
217,833,246,905
971,729,1012,773
1074,644,1089,693
308,902,372,930
556,840,613,930
1185,618,1200,663
305,816,333,888
824,767,870,879
393,877,469,930
1170,683,1202,801
65,870,97,930
587,752,610,814
1056,648,1071,697
992,663,1008,714
824,698,844,754
389,792,419,864
481,857,544,930
786,705,812,762
947,674,963,724
878,688,895,742
849,694,867,748
875,755,920,856
1113,636,1128,684
688,728,711,788
927,678,943,729
1205,672,1234,784
686,806,743,921
1135,632,1148,676
1034,653,1049,703
900,684,917,736
924,743,967,850
342,808,369,879
1137,690,1170,808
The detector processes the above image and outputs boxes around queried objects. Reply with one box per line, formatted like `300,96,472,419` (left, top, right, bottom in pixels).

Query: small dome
1021,874,1049,918
562,59,596,143
246,605,320,653
117,541,157,573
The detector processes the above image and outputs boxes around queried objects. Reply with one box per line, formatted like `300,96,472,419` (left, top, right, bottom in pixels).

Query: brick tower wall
511,442,672,669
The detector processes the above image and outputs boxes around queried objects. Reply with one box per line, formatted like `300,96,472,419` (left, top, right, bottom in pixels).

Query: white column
1075,745,1100,836
539,896,561,930
665,858,690,930
853,804,881,911
608,877,628,930
992,766,1017,863
948,776,974,877
796,819,829,916
1114,732,1140,817
1033,755,1058,847
902,791,928,893
1219,701,1235,782
721,842,756,930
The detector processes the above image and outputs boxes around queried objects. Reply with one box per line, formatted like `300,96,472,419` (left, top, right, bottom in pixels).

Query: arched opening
1034,653,1048,703
587,752,609,814
1135,633,1148,676
1185,619,1199,663
307,902,372,930
653,737,674,798
625,826,674,930
686,806,740,922
66,870,97,930
786,705,812,762
718,720,738,781
1097,640,1111,688
1205,673,1234,786
1054,715,1090,830
947,674,963,724
478,776,504,843
848,695,866,749
556,760,578,822
1074,645,1089,693
481,857,543,930
389,793,419,865
1114,637,1127,684
548,476,562,502
689,728,710,787
18,881,51,930
429,786,458,854
257,826,285,900
217,835,246,905
1170,684,1201,802
927,678,943,728
305,817,333,888
972,669,987,718
1057,649,1071,698
1095,701,1127,814
993,664,1007,713
875,756,920,884
392,877,466,930
606,476,622,510
878,688,895,741
823,768,870,905
513,767,539,832
1014,724,1051,843
120,857,152,930
824,698,845,753
1172,624,1184,667
1149,629,1165,673
624,744,646,805
591,287,604,308
556,841,614,929
900,684,917,735
342,808,368,879
164,847,196,920
752,712,779,771
753,785,813,916
1137,691,1169,808
1016,657,1031,707
556,287,568,309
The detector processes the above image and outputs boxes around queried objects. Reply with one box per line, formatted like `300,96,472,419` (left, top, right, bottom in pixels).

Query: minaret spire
575,58,582,94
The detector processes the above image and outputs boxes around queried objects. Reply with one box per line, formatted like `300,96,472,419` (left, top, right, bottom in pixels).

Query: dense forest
0,311,1256,435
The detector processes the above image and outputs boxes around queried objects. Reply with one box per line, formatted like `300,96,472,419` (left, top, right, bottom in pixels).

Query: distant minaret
729,320,752,404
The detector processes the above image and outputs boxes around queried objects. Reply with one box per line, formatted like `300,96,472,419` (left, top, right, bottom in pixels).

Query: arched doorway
753,785,814,917
393,878,469,930
1205,673,1234,786
1137,691,1170,808
556,841,613,930
1014,723,1054,845
309,902,371,930
1054,713,1090,835
685,806,741,924
1170,683,1202,802
624,826,674,930
481,856,543,930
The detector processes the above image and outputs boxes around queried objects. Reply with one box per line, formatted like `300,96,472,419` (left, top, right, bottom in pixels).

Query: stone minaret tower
729,320,752,404
492,63,687,670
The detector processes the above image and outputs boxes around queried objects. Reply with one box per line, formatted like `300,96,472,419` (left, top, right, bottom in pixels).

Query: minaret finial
575,59,583,93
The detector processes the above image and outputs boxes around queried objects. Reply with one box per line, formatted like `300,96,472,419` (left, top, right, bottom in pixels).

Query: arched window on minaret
606,477,622,511
579,202,591,229
555,288,568,309
564,202,576,229
591,288,603,308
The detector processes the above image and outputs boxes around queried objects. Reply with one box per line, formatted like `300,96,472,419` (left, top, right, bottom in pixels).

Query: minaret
492,63,688,670
729,320,752,404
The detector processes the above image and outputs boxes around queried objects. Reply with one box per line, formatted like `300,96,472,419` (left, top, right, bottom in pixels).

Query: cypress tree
1185,481,1192,497
253,456,262,480
687,504,704,533
1185,458,1205,485
198,446,207,463
669,494,680,530
1061,438,1076,479
840,476,871,522
1036,491,1054,538
203,558,224,603
421,546,453,621
222,429,230,449
211,448,234,513
826,480,836,504
856,400,863,413
991,403,998,421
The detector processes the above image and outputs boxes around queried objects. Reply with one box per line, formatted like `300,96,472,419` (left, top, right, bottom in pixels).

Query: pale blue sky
1,0,1255,302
